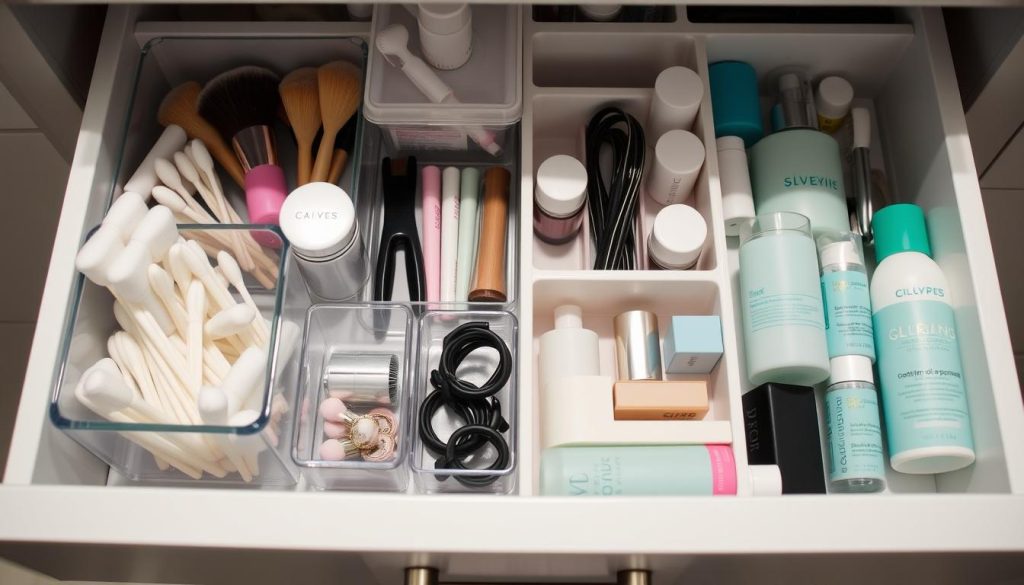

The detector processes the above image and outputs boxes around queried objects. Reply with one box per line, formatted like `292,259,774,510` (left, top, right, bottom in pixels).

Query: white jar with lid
279,182,367,301
648,204,707,270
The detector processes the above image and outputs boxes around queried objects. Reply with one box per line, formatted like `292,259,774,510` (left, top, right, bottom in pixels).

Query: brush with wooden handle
279,67,321,186
158,82,246,187
469,167,511,302
327,117,358,185
311,61,362,182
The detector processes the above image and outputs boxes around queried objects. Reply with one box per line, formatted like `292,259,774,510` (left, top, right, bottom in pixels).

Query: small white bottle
870,204,974,474
825,355,886,493
537,305,600,393
716,136,755,237
648,204,706,270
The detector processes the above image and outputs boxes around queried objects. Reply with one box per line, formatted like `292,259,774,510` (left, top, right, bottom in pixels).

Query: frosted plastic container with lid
366,4,522,154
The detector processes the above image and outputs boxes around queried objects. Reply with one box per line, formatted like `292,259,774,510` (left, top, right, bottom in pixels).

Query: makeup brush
327,116,358,185
158,82,246,187
279,67,321,186
311,61,362,182
198,66,288,234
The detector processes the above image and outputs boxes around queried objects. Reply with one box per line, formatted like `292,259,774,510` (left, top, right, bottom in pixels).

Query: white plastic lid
655,130,705,175
649,204,707,269
748,465,783,496
654,66,703,112
715,135,745,153
536,155,588,218
828,355,874,386
366,4,522,126
816,76,854,120
554,304,583,329
279,183,357,259
418,3,471,34
579,4,623,21
818,236,863,268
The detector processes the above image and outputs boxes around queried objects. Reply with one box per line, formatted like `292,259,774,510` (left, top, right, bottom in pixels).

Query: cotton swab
198,386,253,482
154,157,197,204
204,303,257,338
107,332,163,412
186,280,206,395
76,226,125,287
174,151,256,273
129,205,178,263
123,125,187,198
229,408,264,475
148,264,189,337
220,346,267,414
217,251,269,342
167,242,193,297
106,240,176,335
102,192,148,242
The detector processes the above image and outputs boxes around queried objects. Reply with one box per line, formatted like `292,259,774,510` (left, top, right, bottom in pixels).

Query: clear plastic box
50,226,301,487
412,310,519,494
292,303,414,491
365,4,522,155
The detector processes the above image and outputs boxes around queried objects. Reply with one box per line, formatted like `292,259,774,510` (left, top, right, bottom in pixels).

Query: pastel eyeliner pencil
440,167,461,302
455,167,481,301
421,165,442,302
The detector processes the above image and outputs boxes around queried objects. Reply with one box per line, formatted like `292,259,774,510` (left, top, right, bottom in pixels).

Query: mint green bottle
749,129,849,236
739,212,830,387
870,204,974,475
540,445,737,496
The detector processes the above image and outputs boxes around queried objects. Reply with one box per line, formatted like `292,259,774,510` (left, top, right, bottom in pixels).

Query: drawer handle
405,567,653,585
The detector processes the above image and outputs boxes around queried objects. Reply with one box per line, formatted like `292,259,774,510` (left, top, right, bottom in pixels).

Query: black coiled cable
418,321,512,487
585,107,647,270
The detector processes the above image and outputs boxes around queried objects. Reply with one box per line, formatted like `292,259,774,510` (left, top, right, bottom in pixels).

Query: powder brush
311,60,362,182
158,81,246,187
279,67,321,186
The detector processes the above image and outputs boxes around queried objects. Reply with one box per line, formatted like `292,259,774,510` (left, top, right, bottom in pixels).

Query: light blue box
663,316,724,374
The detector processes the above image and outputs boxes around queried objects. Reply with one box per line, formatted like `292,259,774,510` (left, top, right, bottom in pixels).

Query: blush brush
198,66,287,236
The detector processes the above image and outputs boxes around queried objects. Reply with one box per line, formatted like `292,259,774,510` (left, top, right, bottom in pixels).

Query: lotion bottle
870,203,975,474
537,305,600,393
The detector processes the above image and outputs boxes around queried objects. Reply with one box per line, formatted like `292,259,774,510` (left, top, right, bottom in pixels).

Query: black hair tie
434,425,510,487
430,321,512,401
417,320,513,488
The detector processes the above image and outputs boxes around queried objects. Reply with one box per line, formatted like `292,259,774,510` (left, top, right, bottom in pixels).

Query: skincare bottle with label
825,355,886,493
739,212,830,387
818,232,875,362
870,203,975,474
749,73,850,236
540,445,736,496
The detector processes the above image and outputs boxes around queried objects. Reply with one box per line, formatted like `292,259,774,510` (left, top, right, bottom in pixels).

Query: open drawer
2,5,1024,584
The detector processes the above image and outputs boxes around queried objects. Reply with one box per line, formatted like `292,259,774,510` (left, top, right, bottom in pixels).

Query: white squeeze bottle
537,305,600,393
870,204,975,474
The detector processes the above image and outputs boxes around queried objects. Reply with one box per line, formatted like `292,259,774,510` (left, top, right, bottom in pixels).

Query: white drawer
2,6,1024,584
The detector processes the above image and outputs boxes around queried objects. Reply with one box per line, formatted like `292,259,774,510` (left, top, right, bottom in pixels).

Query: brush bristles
158,81,204,130
198,66,282,141
279,67,321,142
317,61,362,132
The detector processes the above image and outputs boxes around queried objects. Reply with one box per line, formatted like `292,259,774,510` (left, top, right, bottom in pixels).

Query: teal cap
872,203,932,262
709,61,764,147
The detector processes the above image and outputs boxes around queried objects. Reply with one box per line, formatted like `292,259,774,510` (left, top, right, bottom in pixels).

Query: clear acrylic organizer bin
292,303,414,491
50,225,301,487
412,310,519,494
